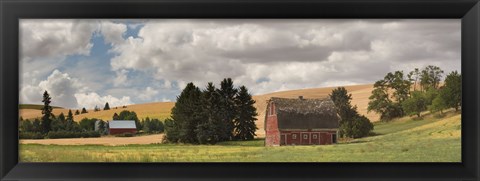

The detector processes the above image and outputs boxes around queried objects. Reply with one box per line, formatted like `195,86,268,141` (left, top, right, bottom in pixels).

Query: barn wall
279,130,337,145
265,112,280,146
109,128,137,135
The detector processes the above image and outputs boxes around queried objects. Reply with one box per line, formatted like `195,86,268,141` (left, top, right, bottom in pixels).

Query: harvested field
20,134,164,146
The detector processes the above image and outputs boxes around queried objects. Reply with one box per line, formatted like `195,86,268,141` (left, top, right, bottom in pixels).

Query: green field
20,112,461,162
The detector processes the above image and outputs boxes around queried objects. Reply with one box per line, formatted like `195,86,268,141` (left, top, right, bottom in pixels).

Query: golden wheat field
19,84,378,138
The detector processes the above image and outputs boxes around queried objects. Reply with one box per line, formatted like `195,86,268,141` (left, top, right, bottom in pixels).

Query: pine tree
75,110,80,115
113,113,120,120
217,78,238,141
66,109,75,131
104,102,110,110
41,90,53,133
196,82,223,144
233,86,258,140
81,107,88,114
167,82,203,143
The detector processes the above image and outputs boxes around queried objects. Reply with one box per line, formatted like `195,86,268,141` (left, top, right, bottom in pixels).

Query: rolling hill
19,84,378,137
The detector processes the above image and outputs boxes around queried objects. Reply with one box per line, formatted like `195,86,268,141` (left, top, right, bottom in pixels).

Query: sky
19,19,461,109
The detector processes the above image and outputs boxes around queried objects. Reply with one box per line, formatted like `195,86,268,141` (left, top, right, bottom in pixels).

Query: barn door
280,134,286,145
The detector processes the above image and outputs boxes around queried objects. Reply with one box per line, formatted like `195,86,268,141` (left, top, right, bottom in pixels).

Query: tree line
368,65,461,121
19,91,165,139
164,78,258,144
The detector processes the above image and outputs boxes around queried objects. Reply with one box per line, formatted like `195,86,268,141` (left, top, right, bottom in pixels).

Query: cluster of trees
112,110,165,134
164,78,258,144
368,65,461,121
19,91,104,139
330,87,373,138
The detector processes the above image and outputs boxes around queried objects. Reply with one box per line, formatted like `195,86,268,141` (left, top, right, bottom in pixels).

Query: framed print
1,0,479,180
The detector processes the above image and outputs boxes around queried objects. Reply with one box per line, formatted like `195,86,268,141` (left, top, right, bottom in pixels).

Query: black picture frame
1,0,479,180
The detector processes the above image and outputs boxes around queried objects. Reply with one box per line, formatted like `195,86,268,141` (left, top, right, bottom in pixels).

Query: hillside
19,84,378,137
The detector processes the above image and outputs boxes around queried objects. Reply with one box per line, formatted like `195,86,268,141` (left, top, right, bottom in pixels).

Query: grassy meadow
19,111,461,162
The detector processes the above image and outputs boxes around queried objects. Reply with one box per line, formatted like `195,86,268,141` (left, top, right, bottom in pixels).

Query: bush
115,132,134,137
340,115,373,138
19,132,44,139
46,131,100,139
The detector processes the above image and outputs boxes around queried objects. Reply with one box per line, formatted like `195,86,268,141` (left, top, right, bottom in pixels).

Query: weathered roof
108,120,136,129
266,97,340,130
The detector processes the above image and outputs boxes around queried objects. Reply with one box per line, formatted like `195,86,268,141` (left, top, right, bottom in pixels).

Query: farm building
264,96,340,146
108,120,137,135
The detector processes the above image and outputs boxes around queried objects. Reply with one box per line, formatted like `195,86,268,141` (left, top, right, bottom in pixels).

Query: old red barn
264,96,340,146
108,120,137,135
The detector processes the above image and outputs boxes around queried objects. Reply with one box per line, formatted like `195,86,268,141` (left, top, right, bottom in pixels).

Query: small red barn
264,96,340,146
108,120,137,135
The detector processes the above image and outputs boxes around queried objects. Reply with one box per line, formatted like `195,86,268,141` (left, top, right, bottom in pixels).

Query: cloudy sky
19,19,461,109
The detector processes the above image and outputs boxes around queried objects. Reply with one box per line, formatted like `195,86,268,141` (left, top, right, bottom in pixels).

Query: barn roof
266,97,340,130
108,120,136,129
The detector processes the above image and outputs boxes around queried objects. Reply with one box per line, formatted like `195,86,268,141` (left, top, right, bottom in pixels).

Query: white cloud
74,92,132,109
107,19,460,96
20,19,97,62
113,69,129,87
20,70,134,109
20,70,83,108
99,21,127,45
20,19,461,107
138,87,159,101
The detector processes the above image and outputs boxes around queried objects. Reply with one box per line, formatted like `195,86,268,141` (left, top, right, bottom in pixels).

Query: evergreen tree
166,82,203,143
113,112,120,120
81,107,88,114
233,86,258,140
196,82,223,144
41,90,53,133
75,110,80,115
217,78,238,141
58,112,66,123
65,109,75,131
104,102,110,110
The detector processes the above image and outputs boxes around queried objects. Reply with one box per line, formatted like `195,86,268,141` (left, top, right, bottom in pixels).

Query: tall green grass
20,112,461,162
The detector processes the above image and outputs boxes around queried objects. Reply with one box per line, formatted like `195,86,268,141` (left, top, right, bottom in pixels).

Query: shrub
19,132,44,139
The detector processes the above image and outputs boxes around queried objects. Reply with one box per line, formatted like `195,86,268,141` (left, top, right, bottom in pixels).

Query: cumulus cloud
108,19,461,95
20,70,83,108
138,87,159,101
99,21,127,45
20,19,97,62
20,19,461,107
20,70,133,109
74,92,132,109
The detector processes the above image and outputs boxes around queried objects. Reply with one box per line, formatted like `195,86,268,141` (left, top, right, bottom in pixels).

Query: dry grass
19,84,378,138
20,102,175,122
20,134,164,146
